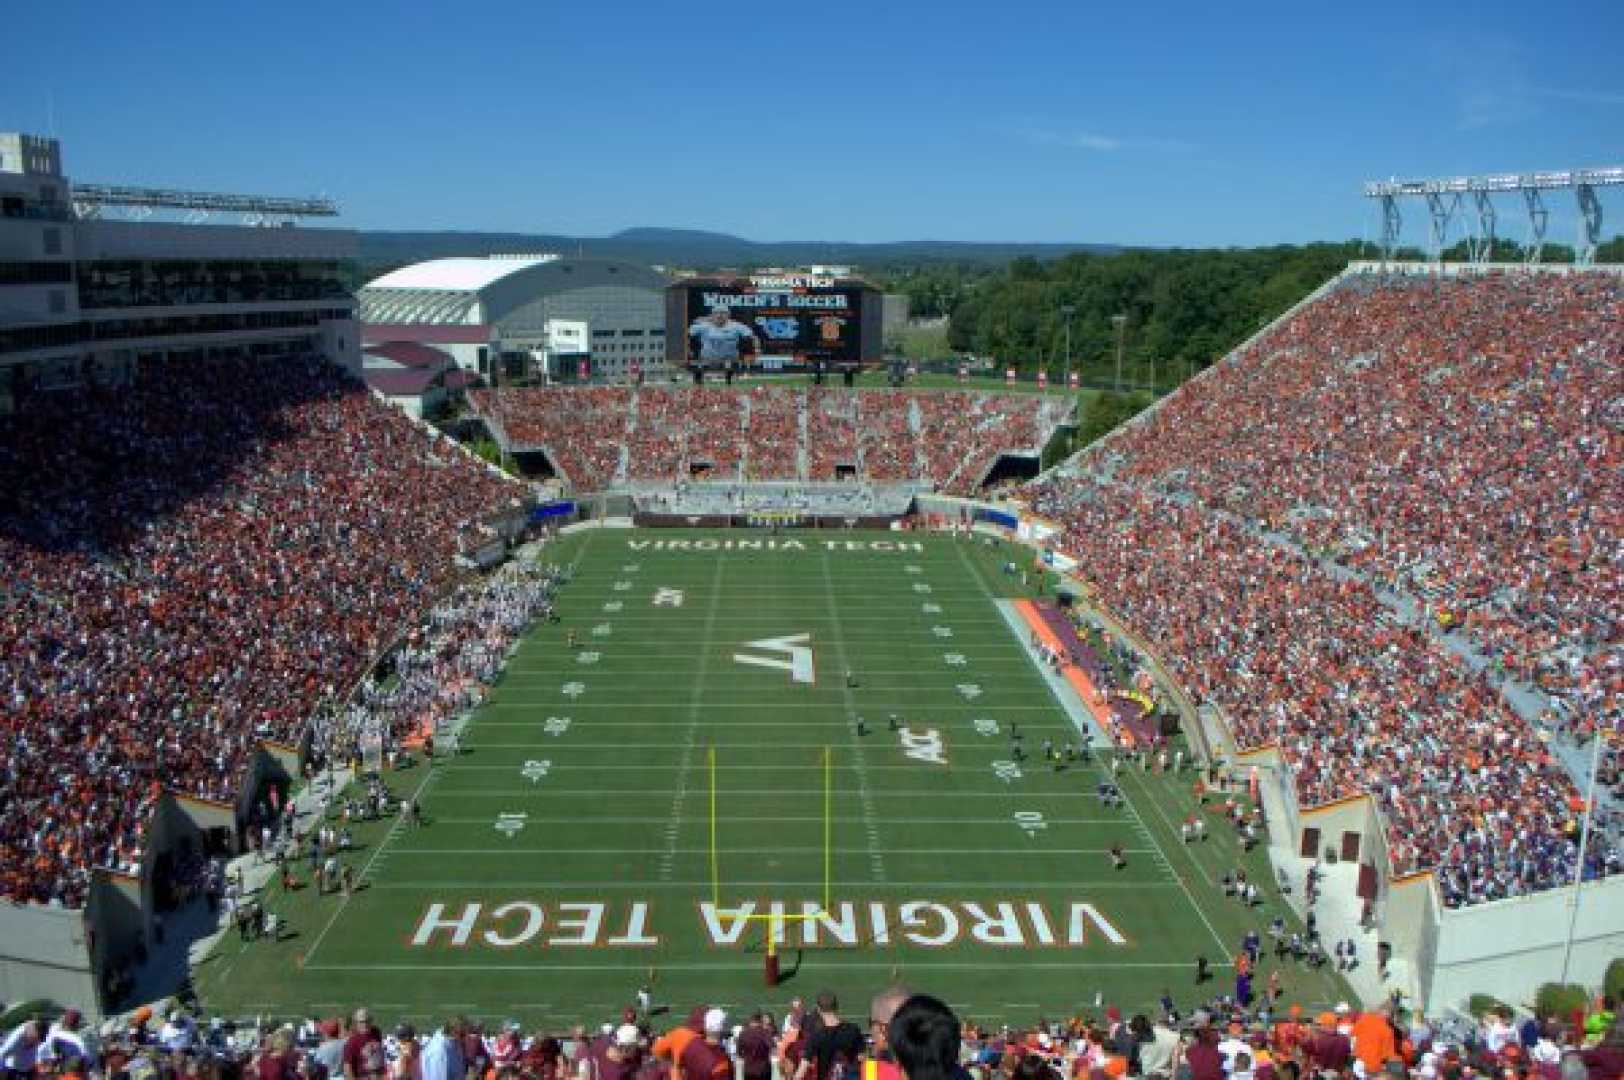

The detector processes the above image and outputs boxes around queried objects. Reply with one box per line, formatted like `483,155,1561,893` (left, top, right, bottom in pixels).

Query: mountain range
357,226,1120,272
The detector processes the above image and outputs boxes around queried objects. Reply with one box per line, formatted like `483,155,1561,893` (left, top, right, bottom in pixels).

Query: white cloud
1014,126,1193,153
1023,127,1121,151
1534,86,1624,107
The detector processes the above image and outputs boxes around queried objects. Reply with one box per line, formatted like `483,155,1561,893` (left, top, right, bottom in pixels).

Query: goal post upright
824,745,833,913
709,745,835,978
709,745,720,910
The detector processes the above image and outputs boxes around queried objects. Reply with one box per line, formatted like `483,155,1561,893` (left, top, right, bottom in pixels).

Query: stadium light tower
1363,166,1623,265
1061,304,1076,386
1110,313,1127,394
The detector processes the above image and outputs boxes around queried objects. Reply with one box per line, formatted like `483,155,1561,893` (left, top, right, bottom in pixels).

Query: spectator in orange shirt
653,1007,707,1080
1351,1005,1396,1076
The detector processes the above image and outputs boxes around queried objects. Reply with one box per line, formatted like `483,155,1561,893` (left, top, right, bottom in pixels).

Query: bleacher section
467,385,1071,495
0,356,525,907
1023,270,1622,908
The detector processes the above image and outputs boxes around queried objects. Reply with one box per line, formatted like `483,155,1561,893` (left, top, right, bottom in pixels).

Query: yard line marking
387,815,1127,825
658,558,727,880
383,847,1160,856
497,668,1013,677
460,743,1048,751
476,705,1066,713
952,538,1232,960
425,790,1115,799
302,766,439,965
303,961,1206,971
437,762,1100,771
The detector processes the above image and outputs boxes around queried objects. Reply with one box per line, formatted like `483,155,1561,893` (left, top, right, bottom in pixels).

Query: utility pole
1110,313,1127,394
1061,304,1075,387
1559,730,1606,984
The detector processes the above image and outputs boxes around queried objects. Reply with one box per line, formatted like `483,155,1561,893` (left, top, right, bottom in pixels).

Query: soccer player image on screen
688,304,757,365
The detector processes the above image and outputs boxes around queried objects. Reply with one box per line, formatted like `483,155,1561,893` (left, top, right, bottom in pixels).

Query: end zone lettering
625,539,923,552
408,899,1126,950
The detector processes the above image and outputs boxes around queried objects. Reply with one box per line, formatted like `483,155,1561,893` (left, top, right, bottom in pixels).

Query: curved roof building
359,254,669,380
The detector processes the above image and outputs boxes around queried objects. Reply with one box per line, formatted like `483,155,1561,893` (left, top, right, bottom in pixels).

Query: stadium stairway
1268,848,1418,1008
797,395,810,480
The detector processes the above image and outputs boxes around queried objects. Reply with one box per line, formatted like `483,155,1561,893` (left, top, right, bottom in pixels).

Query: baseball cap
703,1008,728,1035
616,1024,642,1048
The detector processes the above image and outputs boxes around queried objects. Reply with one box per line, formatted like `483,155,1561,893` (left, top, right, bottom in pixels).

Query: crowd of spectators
466,386,1067,490
746,388,802,480
0,354,524,908
468,388,630,490
806,391,859,480
4,986,1619,1080
319,560,562,758
1022,272,1621,906
917,393,1061,497
682,388,746,480
1091,273,1620,721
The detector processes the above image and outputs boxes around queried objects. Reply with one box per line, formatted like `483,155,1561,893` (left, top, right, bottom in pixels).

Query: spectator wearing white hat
679,1009,733,1080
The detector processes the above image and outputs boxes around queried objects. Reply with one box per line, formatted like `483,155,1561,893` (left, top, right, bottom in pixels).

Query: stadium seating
1024,271,1622,906
468,384,1069,490
0,356,523,907
472,385,630,489
21,986,1618,1080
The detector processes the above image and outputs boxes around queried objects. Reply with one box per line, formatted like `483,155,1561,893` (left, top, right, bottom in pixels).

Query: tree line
878,237,1624,393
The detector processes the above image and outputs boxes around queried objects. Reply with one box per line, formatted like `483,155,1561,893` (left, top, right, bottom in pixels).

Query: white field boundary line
303,532,600,965
301,766,439,965
363,879,1181,889
951,540,1233,957
657,558,727,879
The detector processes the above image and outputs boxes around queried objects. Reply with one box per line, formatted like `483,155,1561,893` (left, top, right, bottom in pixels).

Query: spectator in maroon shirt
342,1009,383,1080
679,1010,735,1080
1579,1022,1624,1080
1183,1028,1225,1080
736,1013,776,1080
1305,1014,1351,1074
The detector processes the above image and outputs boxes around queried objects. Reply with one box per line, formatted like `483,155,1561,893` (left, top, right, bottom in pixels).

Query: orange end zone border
1013,599,1135,747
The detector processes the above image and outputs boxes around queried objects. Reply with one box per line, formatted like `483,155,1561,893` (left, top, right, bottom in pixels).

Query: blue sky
3,0,1620,246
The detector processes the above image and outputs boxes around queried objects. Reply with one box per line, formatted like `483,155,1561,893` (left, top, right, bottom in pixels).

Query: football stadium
2,16,1624,1076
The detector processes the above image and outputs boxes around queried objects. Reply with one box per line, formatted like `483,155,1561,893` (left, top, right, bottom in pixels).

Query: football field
196,529,1351,1025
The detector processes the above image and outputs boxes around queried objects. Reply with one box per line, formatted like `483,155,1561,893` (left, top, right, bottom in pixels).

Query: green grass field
194,530,1349,1027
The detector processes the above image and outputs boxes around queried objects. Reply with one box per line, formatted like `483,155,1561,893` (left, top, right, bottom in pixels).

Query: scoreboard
666,272,883,372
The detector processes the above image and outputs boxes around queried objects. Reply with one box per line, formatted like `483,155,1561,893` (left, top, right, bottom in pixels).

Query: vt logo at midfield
733,633,815,684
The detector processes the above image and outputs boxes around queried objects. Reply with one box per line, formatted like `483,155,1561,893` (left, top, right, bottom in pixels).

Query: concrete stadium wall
1384,872,1440,1008
0,901,100,1015
1425,875,1624,1011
